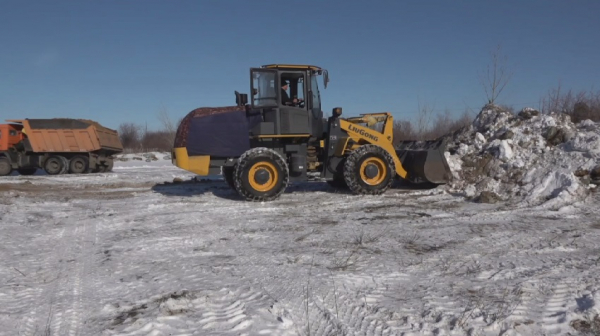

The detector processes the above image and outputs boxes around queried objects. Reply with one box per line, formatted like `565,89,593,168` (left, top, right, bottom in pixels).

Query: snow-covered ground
1,148,600,336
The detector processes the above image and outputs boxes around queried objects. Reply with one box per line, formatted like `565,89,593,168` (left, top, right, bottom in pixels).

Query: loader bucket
395,138,452,184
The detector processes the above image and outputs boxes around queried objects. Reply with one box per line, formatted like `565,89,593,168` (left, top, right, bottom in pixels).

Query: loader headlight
332,107,342,117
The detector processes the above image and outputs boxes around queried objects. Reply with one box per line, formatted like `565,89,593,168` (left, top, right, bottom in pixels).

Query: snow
1,108,600,335
444,104,600,209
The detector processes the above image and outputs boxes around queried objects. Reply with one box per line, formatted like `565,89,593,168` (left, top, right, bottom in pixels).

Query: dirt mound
442,104,600,208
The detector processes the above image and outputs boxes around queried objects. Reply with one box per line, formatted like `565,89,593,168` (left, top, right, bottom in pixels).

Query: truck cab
0,123,24,152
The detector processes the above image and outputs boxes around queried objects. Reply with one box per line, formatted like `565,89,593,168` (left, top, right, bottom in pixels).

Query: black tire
18,168,37,175
222,166,236,190
59,156,69,174
343,144,395,195
233,147,289,201
44,156,67,175
69,155,89,174
0,157,12,176
105,159,114,172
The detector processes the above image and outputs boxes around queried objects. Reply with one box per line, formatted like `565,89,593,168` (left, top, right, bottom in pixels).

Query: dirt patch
570,315,600,335
111,303,148,326
404,241,447,254
0,181,153,200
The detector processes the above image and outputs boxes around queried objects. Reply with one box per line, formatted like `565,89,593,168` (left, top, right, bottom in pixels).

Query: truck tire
59,156,69,174
0,157,12,176
105,159,114,172
44,156,67,175
343,144,395,195
18,168,37,175
69,155,89,174
233,148,289,201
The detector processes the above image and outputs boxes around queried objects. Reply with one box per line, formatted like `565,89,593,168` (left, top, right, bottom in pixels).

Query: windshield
252,71,277,107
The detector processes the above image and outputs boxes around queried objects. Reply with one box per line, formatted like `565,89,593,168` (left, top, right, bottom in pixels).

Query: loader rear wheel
18,168,37,175
44,156,67,175
69,156,89,174
344,144,395,195
234,148,289,201
0,157,12,176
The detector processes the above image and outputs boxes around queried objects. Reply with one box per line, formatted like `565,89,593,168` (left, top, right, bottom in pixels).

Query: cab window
280,72,305,107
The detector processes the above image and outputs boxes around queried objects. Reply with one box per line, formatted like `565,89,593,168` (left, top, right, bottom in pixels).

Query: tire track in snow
195,287,272,334
18,219,75,336
15,204,94,336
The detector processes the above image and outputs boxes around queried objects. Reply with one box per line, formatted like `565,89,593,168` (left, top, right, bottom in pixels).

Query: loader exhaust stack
395,138,452,184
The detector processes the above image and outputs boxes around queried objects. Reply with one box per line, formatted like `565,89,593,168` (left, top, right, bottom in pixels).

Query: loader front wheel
234,148,289,201
344,145,395,195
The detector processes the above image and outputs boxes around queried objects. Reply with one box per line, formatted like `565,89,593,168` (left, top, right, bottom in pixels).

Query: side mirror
235,91,248,107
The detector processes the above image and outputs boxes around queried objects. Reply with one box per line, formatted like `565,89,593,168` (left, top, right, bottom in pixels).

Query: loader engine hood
174,106,262,157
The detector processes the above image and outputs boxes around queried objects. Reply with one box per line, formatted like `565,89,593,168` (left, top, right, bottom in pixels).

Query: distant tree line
118,109,182,153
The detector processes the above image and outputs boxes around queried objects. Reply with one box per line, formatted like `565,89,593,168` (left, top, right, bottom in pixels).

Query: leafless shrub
157,107,183,150
352,229,381,246
140,130,172,152
540,84,600,123
456,285,522,333
117,108,183,153
327,250,358,271
119,123,141,149
393,108,474,143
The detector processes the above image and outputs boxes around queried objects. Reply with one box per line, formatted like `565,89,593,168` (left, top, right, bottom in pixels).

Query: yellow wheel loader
172,64,451,201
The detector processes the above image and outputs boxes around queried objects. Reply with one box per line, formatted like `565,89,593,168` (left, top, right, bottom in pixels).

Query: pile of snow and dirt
443,104,600,208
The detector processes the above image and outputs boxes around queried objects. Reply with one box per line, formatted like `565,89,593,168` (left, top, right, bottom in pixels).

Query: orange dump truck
0,118,123,176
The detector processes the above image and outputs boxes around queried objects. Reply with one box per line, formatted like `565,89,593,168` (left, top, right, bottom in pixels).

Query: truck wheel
18,168,37,175
0,157,12,176
343,144,395,195
59,156,69,174
69,156,89,174
44,156,67,175
233,148,289,201
105,159,114,172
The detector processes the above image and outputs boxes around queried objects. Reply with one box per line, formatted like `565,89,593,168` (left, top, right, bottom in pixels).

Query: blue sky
1,0,599,131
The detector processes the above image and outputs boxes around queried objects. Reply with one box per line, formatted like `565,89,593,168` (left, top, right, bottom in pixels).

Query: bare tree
416,99,434,139
118,122,141,150
157,106,182,150
479,44,513,104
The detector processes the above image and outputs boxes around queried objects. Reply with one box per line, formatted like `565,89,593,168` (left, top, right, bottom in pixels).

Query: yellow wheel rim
248,161,279,192
359,157,387,185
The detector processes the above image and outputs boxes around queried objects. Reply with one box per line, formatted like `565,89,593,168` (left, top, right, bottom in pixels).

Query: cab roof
261,64,324,71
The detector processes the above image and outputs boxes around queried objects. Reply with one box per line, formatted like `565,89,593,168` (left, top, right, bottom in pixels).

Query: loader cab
250,64,326,139
0,123,24,151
